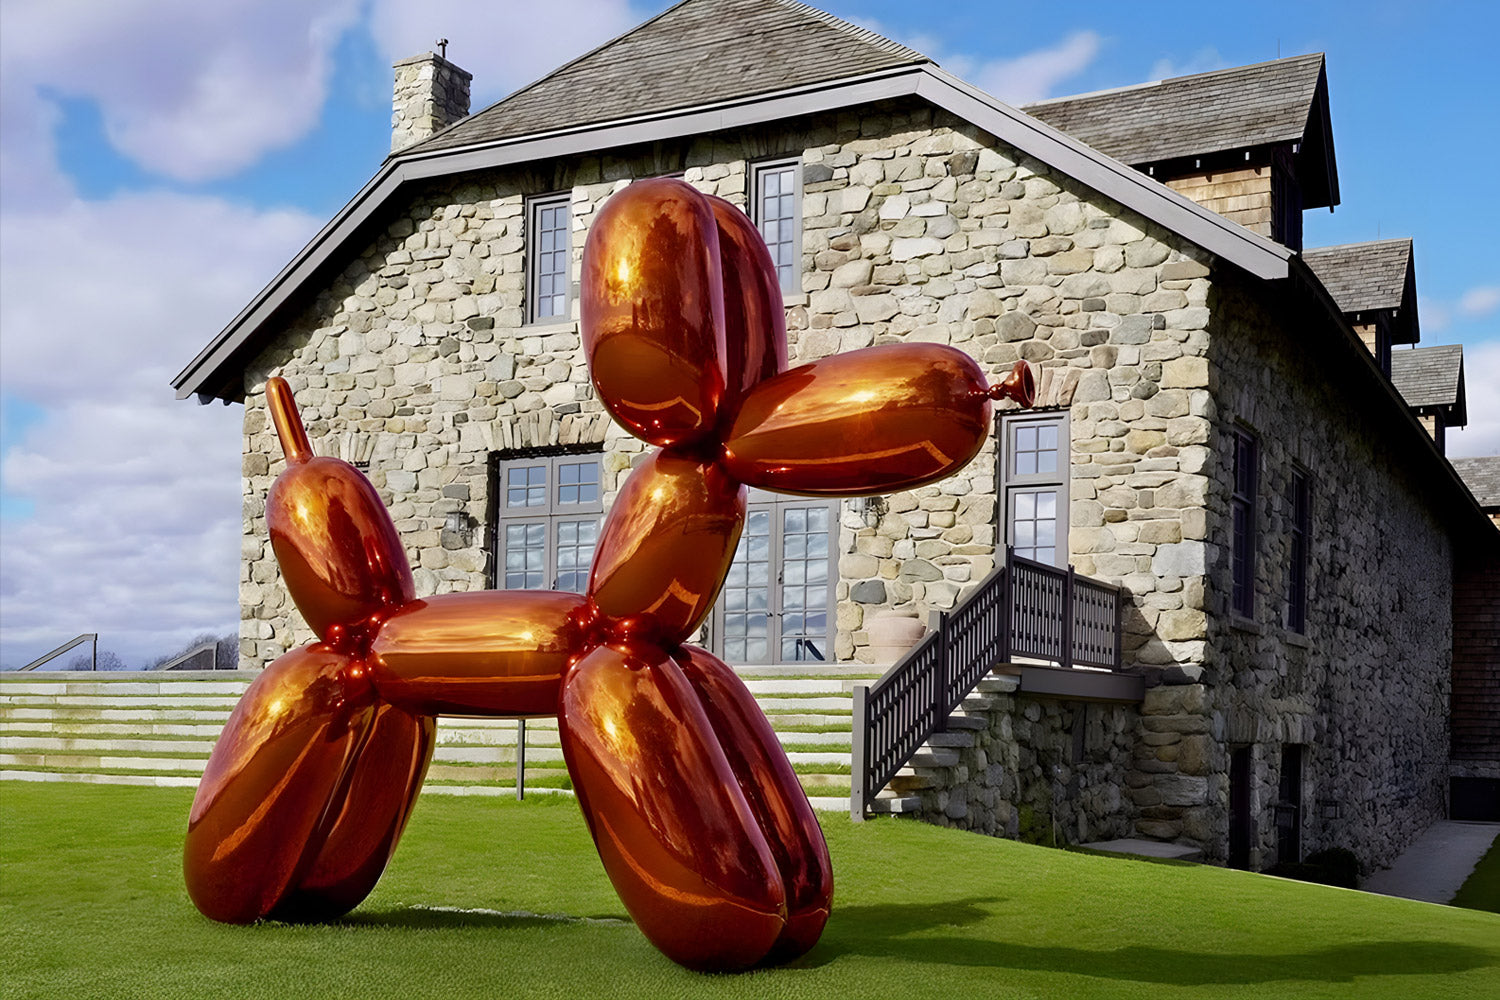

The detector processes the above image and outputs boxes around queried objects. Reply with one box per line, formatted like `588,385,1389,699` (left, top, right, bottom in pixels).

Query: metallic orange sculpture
184,178,1036,970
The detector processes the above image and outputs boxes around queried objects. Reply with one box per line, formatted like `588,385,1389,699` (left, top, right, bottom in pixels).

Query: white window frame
526,193,572,324
750,158,803,295
998,412,1070,567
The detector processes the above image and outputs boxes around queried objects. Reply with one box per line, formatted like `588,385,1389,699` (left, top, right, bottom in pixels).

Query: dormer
1390,345,1467,455
1026,54,1338,251
1303,238,1420,377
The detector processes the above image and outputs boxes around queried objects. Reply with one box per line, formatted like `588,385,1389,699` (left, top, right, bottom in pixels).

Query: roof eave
175,61,1296,402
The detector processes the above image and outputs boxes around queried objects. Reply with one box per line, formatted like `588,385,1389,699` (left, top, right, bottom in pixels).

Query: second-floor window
527,194,570,323
494,452,602,592
751,159,801,293
1231,429,1258,617
1000,413,1068,567
1286,469,1310,633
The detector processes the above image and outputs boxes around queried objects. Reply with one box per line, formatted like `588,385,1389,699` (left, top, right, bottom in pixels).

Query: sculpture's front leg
558,639,787,970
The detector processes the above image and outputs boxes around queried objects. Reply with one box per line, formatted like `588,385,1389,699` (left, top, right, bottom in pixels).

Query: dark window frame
998,411,1070,567
1286,468,1310,633
750,158,803,295
710,488,838,665
1231,428,1259,618
525,192,572,324
493,451,603,592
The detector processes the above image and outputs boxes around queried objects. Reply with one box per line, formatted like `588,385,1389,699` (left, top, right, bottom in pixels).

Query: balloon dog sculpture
184,178,1036,970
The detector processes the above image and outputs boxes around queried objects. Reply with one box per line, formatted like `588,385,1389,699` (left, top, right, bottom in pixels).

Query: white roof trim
175,63,1292,400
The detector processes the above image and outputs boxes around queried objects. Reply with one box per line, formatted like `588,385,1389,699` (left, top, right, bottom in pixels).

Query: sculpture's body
185,179,1035,970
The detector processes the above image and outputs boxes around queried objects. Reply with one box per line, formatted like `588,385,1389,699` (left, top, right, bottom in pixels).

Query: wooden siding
1452,552,1500,762
1167,165,1273,237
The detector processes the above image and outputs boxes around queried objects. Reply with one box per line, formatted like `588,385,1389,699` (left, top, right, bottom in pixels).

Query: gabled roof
1452,457,1500,510
1391,344,1465,422
1024,54,1338,209
174,0,1299,403
1303,238,1419,344
406,0,928,155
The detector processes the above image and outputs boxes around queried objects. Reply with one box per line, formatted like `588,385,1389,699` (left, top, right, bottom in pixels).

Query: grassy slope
1,782,1496,1000
1452,833,1500,914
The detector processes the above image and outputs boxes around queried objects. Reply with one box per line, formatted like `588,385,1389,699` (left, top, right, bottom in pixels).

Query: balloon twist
184,178,1035,970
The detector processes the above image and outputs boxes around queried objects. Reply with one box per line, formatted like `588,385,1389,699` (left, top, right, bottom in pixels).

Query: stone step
869,794,922,814
976,675,1020,694
1,753,207,773
1080,838,1203,862
907,748,959,768
0,694,244,709
886,772,936,792
925,731,977,749
0,736,218,755
0,721,227,738
945,713,988,730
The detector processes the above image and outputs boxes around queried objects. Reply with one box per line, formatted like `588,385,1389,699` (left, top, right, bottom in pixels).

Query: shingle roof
404,0,929,155
1391,344,1464,411
1452,457,1500,509
1302,238,1414,314
1022,53,1328,177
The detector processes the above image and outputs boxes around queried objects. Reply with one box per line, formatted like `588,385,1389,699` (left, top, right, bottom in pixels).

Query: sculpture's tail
266,376,312,464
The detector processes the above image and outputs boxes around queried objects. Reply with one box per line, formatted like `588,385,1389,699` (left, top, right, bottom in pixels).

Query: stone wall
905,675,1138,845
240,99,1217,689
1187,276,1455,870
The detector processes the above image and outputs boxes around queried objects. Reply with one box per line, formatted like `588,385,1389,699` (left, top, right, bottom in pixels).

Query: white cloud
1459,284,1500,319
1447,340,1500,459
1149,47,1228,82
0,193,321,668
971,31,1103,105
367,0,645,106
0,0,360,184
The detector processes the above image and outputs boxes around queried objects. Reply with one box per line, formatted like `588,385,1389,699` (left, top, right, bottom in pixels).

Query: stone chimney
391,47,472,153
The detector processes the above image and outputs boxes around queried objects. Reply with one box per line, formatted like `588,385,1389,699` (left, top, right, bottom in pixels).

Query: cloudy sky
1,0,1496,669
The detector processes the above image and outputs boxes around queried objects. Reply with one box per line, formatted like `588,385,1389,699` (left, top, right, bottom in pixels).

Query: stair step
907,749,959,768
945,714,988,730
976,675,1020,694
886,773,935,792
869,794,922,814
924,731,976,749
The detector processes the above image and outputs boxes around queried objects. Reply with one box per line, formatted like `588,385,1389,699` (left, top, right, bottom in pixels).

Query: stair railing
850,549,1123,819
19,634,98,672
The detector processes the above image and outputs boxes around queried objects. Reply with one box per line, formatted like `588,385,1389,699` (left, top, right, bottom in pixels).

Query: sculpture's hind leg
270,703,435,922
183,645,375,924
558,640,787,971
673,644,833,961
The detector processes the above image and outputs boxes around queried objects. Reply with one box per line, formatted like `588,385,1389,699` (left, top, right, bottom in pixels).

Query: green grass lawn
1452,833,1500,914
2,782,1497,1000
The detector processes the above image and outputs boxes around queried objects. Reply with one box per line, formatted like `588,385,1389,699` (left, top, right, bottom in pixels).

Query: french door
714,495,838,664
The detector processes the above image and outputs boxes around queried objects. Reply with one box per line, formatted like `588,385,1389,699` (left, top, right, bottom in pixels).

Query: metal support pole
515,719,526,800
849,685,868,822
1062,565,1075,670
931,610,949,730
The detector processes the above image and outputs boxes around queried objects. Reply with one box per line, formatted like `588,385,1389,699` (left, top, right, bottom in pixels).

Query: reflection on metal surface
186,177,1036,972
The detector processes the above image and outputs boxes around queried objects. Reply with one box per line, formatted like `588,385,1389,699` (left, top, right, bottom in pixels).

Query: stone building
175,0,1498,870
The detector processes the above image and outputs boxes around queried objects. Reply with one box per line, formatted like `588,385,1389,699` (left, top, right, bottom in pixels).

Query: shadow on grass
811,896,1500,985
341,905,629,931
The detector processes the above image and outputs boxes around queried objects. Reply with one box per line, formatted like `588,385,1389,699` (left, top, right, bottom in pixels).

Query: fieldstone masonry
239,97,1453,870
391,52,472,153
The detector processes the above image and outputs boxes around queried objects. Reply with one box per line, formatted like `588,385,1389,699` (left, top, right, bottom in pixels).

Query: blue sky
1,0,1495,668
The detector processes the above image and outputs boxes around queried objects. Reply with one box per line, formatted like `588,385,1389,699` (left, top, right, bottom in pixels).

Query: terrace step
925,731,977,749
1,668,860,810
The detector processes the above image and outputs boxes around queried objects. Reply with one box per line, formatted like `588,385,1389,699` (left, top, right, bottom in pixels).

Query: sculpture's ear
706,194,787,427
265,376,312,463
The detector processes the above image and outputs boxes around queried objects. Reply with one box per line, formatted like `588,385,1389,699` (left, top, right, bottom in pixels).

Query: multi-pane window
1287,470,1310,633
1231,430,1258,618
494,453,602,592
1000,414,1068,567
527,194,570,322
751,160,801,293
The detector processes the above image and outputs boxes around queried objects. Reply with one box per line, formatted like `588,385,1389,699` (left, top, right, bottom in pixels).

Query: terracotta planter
867,611,927,665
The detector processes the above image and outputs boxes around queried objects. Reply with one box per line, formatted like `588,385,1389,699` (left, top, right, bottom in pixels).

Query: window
999,413,1068,566
750,159,801,293
713,492,837,664
493,453,602,592
527,194,571,323
1231,429,1258,617
1287,470,1310,633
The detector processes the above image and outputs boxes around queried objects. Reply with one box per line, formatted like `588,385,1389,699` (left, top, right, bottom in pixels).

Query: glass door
715,496,837,664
